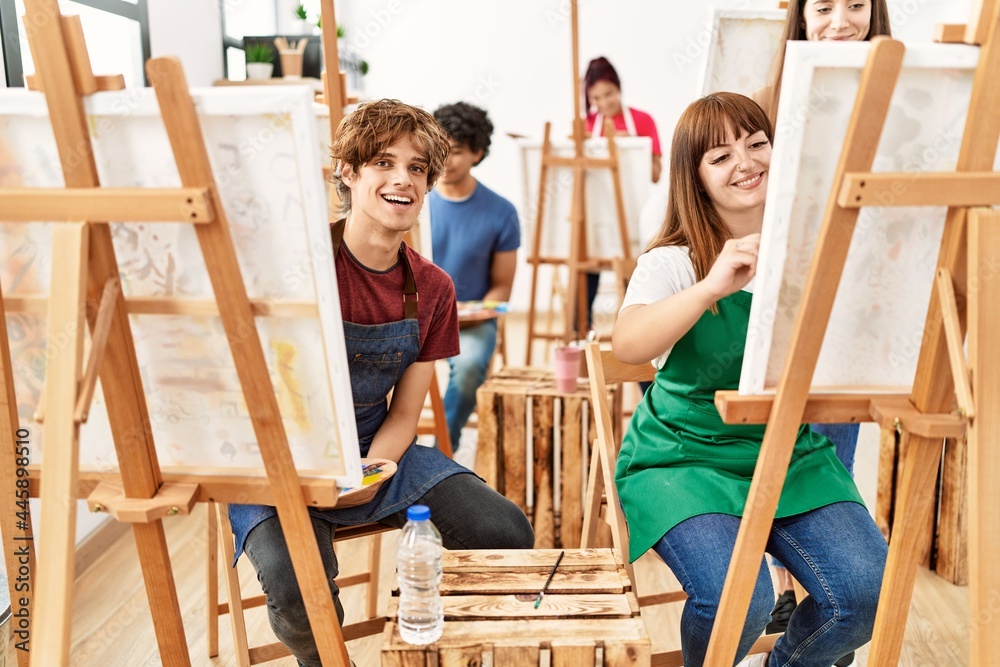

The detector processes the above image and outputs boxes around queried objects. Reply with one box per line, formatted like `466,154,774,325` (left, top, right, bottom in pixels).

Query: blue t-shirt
429,181,520,302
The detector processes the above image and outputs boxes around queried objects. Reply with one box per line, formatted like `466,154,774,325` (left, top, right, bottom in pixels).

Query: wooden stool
581,343,778,665
382,548,651,666
206,502,392,665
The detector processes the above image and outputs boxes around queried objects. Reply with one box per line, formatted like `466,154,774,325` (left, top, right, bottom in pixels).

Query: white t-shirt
620,245,754,369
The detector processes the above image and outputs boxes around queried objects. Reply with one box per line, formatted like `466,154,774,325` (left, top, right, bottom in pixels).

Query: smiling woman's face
802,0,872,41
587,80,622,117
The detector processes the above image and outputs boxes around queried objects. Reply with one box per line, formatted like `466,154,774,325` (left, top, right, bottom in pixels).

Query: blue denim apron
228,220,470,560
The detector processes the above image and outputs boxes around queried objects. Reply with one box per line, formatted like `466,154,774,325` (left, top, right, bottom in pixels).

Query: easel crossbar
3,295,318,319
0,188,215,222
838,172,1000,208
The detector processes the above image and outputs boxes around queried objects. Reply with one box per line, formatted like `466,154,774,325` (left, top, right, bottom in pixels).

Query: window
0,0,149,88
220,0,278,81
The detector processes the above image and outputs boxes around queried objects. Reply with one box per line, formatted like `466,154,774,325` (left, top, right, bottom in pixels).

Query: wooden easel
0,2,356,666
704,2,1000,664
524,0,633,365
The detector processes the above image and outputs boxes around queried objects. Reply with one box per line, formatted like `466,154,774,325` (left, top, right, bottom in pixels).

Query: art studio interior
0,0,995,665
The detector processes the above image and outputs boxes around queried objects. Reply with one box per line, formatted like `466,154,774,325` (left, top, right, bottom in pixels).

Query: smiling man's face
341,134,430,236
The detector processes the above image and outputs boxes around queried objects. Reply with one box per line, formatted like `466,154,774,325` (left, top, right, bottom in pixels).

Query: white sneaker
736,652,770,667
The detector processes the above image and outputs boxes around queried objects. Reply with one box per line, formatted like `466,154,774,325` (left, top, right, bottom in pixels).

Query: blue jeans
243,472,534,667
771,423,860,574
443,320,497,449
811,422,859,475
653,502,886,667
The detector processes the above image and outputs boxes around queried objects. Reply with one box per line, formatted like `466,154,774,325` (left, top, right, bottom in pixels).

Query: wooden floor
36,311,973,665
54,506,971,667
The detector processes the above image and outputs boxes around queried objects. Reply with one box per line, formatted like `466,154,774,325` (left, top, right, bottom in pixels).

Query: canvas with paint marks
740,41,990,394
699,8,786,97
0,85,361,487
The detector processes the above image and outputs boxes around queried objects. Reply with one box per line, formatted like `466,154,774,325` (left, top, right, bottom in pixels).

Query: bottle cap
406,504,430,521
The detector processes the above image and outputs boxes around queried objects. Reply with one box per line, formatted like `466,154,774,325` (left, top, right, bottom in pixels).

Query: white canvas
518,136,653,261
699,9,786,97
0,86,361,487
741,41,987,394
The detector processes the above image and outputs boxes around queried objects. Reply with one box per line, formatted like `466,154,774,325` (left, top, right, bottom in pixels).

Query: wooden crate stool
382,548,651,666
581,342,778,666
206,502,392,665
475,367,620,549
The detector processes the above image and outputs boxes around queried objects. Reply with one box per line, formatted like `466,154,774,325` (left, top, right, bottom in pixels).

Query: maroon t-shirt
336,240,460,362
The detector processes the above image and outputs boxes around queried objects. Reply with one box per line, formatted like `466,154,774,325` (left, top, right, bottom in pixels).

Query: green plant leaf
244,41,275,63
294,4,307,20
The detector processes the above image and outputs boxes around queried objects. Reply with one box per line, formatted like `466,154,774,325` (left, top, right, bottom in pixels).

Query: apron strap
593,106,637,138
622,105,638,137
330,218,419,319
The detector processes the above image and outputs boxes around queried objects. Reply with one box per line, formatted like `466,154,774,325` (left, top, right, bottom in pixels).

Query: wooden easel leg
0,279,34,667
31,223,88,667
525,123,553,365
566,167,585,340
867,440,943,667
967,208,1000,664
217,504,252,667
874,425,899,541
207,502,220,658
365,533,382,620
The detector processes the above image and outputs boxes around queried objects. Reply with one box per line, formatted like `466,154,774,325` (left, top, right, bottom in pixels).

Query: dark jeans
243,472,534,667
653,502,886,667
811,422,860,475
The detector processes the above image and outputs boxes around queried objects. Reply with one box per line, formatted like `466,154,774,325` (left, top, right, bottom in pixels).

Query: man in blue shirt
430,102,520,451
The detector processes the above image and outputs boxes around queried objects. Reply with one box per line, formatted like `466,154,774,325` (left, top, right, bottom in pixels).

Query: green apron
615,289,863,563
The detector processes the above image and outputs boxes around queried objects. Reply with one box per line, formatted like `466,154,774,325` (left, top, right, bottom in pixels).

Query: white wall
2,0,971,306
337,0,970,310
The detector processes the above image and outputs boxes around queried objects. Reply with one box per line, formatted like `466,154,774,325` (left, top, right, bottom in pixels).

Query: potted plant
244,42,275,81
294,4,311,33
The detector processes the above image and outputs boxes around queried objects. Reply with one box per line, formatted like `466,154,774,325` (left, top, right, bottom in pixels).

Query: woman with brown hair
612,92,886,667
756,0,892,125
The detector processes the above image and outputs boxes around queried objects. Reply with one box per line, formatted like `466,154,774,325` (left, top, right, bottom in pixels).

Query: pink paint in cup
553,346,583,393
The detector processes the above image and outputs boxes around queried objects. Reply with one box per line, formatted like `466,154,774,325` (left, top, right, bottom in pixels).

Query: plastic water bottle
396,504,444,645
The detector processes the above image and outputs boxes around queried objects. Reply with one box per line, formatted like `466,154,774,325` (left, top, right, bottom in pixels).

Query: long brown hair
647,93,773,284
765,0,892,126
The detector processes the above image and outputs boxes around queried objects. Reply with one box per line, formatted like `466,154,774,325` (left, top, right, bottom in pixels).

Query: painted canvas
0,85,362,487
699,9,786,97
518,136,653,261
740,42,985,393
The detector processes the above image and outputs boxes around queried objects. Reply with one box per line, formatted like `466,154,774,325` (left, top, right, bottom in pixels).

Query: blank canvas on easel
0,85,361,486
740,41,996,394
518,135,652,260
